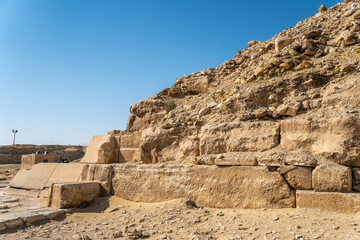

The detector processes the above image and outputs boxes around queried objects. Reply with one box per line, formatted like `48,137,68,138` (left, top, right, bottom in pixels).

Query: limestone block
41,209,66,220
6,218,23,229
256,151,286,166
140,126,199,163
0,214,24,230
50,182,101,209
278,166,313,190
296,190,360,213
121,131,142,149
21,154,56,170
80,164,112,195
181,75,210,94
280,116,360,166
119,148,141,163
312,163,352,192
10,163,58,190
112,164,295,209
16,213,46,224
196,152,257,166
284,150,317,167
20,155,34,170
130,99,175,118
252,150,316,167
127,112,167,132
45,163,86,188
200,121,279,155
322,76,360,107
81,135,117,164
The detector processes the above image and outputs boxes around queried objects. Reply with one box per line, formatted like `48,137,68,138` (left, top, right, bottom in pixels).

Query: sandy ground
1,164,360,240
0,196,359,240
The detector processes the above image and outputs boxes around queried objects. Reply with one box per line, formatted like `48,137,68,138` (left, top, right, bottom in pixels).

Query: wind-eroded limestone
112,164,295,209
81,135,117,164
199,121,279,155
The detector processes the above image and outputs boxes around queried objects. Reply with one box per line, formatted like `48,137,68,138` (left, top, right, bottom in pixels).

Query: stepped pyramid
9,0,360,213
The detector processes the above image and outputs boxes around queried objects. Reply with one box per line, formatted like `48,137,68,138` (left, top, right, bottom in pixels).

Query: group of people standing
59,157,69,163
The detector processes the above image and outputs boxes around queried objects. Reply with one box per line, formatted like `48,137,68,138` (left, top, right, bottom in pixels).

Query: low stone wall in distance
0,145,85,164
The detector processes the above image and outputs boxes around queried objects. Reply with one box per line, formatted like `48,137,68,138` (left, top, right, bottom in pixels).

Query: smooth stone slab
45,163,85,188
10,163,58,190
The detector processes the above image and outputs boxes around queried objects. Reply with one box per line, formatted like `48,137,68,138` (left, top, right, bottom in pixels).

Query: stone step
296,190,360,213
112,164,295,209
196,149,316,167
0,208,65,232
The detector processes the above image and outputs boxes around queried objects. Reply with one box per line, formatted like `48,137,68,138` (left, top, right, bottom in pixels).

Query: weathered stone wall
7,162,360,212
111,164,295,209
0,145,85,164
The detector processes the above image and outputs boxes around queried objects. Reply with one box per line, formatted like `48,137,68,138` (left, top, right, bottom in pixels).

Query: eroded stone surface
199,122,279,155
112,164,294,209
81,135,117,164
279,166,313,190
50,182,101,209
296,190,360,213
312,163,352,192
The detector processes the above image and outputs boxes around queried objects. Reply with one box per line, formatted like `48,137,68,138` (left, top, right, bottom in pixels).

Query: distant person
59,157,64,163
64,159,69,163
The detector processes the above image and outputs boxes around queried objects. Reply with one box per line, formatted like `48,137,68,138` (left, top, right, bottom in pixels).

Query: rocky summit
2,0,360,238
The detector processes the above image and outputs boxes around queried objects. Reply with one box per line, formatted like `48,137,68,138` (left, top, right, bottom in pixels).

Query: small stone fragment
279,62,292,70
342,65,356,72
318,5,327,13
275,38,295,52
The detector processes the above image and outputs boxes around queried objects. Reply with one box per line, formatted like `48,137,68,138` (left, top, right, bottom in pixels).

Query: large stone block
121,131,142,149
200,121,279,155
140,126,199,163
256,150,317,167
278,166,313,190
322,76,360,107
280,116,360,166
45,163,86,188
81,135,117,163
112,164,295,209
21,154,56,170
80,164,112,195
312,163,352,192
296,190,360,213
197,150,316,167
119,148,141,163
15,212,46,224
10,163,58,190
50,182,101,209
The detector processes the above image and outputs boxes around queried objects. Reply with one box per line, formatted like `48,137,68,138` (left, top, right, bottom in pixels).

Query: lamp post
12,129,18,145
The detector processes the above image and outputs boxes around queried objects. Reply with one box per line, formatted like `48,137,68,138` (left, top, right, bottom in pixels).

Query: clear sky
0,0,341,145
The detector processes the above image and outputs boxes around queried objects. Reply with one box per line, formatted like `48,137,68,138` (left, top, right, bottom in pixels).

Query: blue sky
0,0,341,145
